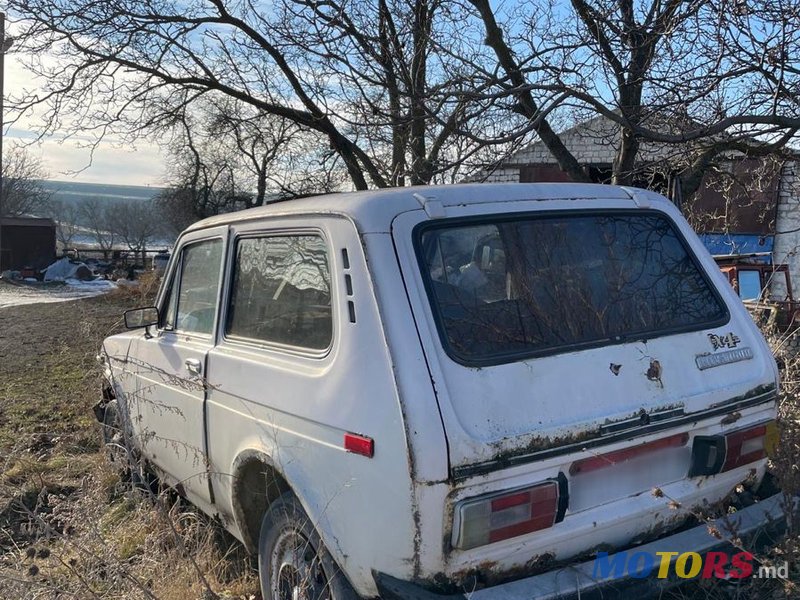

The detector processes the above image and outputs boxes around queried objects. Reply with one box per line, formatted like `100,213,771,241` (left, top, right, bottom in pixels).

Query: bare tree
7,0,515,189
78,198,116,260
154,187,202,240
107,200,160,266
468,0,800,190
272,0,521,185
8,0,800,198
49,199,81,252
158,124,251,225
0,145,50,217
156,99,351,225
204,100,303,207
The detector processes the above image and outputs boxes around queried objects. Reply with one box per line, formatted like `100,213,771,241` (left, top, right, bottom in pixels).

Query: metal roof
0,216,56,228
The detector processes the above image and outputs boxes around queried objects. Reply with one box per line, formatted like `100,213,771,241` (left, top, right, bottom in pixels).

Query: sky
4,51,167,187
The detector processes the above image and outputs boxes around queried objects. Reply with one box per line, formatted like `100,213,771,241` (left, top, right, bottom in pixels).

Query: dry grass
752,330,800,594
108,271,163,305
0,288,259,600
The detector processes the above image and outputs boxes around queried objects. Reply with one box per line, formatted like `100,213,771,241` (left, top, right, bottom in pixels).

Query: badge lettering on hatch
708,332,741,351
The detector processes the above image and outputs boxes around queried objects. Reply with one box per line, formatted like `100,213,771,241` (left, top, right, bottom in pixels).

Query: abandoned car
716,254,800,333
96,183,784,599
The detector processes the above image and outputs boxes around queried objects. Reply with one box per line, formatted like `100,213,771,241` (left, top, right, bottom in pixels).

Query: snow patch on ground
0,280,117,309
64,278,117,289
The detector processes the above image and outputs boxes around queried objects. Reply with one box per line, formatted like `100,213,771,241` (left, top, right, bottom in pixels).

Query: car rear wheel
258,492,357,600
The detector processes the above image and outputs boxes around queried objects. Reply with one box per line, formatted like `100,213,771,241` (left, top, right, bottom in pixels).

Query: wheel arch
231,449,292,553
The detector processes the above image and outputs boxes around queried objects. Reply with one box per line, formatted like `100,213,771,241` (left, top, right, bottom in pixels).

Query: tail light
722,422,776,471
689,421,777,477
453,475,568,550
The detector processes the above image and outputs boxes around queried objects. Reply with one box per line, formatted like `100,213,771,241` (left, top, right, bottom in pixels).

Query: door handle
185,358,202,376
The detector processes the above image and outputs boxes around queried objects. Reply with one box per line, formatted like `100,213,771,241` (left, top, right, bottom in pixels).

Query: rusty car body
97,184,784,599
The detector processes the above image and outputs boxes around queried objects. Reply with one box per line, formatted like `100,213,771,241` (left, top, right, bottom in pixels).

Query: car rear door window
226,235,332,350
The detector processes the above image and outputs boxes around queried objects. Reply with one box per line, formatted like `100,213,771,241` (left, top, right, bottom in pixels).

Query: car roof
185,183,641,234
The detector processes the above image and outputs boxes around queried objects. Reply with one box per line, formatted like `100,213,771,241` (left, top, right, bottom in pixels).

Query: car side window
160,277,177,330
226,234,332,350
171,239,224,335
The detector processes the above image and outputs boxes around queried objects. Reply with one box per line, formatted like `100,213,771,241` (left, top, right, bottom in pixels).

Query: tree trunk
410,0,431,185
470,0,590,183
256,156,267,206
379,0,406,186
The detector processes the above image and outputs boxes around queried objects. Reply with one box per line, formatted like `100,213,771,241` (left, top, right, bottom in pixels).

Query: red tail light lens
453,477,567,550
722,422,774,472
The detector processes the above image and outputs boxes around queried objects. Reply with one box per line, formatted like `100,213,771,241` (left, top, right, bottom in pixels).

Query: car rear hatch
391,191,778,572
394,195,776,472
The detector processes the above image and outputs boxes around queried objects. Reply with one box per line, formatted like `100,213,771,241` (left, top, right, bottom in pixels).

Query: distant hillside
42,180,165,207
35,181,175,250
40,180,168,232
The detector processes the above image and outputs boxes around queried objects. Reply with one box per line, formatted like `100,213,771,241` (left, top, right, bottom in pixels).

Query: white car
97,184,785,600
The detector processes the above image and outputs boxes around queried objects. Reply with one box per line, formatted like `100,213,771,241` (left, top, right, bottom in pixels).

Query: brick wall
481,167,522,183
510,116,619,165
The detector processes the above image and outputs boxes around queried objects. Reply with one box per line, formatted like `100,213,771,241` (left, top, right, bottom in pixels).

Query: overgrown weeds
109,271,163,306
660,327,800,599
0,291,258,599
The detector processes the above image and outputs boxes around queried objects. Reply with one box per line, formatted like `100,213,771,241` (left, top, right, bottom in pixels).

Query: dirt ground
0,284,258,600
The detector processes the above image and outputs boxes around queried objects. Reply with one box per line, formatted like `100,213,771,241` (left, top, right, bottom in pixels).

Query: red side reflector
570,432,689,475
344,433,374,458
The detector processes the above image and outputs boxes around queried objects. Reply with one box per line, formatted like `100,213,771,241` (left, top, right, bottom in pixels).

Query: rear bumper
375,491,792,600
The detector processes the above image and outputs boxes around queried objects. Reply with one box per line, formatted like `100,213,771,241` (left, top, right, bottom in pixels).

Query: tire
101,400,151,488
258,492,358,600
101,400,130,470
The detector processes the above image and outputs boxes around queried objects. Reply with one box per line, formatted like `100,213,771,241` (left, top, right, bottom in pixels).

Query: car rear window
416,211,728,365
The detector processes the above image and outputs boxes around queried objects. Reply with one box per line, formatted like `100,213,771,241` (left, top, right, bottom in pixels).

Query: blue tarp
698,233,773,259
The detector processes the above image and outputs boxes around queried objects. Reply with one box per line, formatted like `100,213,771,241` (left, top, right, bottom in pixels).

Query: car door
133,227,227,507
